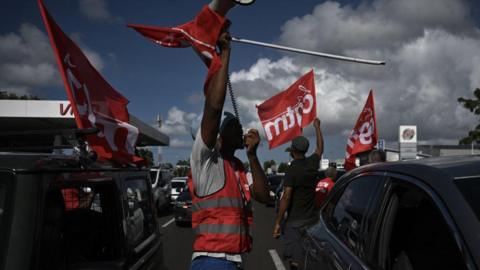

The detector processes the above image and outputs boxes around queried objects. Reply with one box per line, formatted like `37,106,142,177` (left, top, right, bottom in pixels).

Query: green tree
176,159,189,166
137,148,154,166
263,159,276,172
458,88,480,144
0,91,40,100
277,162,288,173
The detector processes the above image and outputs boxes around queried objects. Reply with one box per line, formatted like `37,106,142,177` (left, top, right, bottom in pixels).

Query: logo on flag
38,0,143,165
344,90,377,171
128,6,227,94
257,70,316,149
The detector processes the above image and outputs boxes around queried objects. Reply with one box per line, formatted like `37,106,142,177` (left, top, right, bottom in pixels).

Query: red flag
344,90,377,171
128,6,226,94
38,0,143,165
257,70,316,149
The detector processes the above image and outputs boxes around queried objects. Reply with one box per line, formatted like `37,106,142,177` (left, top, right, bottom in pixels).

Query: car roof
0,152,145,172
345,155,480,266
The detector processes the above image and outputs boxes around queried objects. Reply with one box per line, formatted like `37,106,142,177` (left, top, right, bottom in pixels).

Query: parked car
265,174,285,207
302,155,480,270
173,186,192,226
150,167,173,213
0,152,165,270
170,177,187,202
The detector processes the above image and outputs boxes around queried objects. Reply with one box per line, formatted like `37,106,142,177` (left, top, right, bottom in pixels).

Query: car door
305,174,386,270
373,175,471,270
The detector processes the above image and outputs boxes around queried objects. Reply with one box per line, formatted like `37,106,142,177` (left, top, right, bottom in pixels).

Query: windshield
172,181,186,189
455,177,480,221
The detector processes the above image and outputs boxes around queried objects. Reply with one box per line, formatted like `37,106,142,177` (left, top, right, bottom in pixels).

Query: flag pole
231,37,386,66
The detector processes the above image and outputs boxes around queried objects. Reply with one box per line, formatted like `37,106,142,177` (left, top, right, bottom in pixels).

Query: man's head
325,166,337,180
286,136,309,159
368,149,386,164
219,111,244,151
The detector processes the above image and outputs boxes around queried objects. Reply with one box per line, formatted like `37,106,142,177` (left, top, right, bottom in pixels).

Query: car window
379,181,468,270
455,177,480,221
149,170,158,185
124,178,156,248
172,181,186,189
61,187,102,212
0,172,13,268
323,176,382,254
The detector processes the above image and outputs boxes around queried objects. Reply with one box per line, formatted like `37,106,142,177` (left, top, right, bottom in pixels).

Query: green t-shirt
284,153,320,222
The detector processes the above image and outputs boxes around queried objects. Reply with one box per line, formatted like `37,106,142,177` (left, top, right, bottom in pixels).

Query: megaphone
210,0,254,16
231,0,255,5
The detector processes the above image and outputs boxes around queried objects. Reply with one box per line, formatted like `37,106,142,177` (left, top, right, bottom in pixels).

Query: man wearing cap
273,118,324,270
188,30,269,270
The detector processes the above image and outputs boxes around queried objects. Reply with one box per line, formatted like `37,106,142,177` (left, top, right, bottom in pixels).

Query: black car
266,174,285,207
173,187,192,226
0,152,164,270
302,155,480,270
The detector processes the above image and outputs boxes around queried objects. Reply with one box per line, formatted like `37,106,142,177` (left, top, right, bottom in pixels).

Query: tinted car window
455,177,480,221
0,183,5,229
0,172,13,268
149,171,158,185
324,176,381,253
124,178,155,247
172,181,186,189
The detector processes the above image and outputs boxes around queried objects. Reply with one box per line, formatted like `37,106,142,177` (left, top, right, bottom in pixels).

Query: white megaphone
231,0,255,5
209,0,254,16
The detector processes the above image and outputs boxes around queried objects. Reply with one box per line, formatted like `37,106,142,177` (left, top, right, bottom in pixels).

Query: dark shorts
282,218,317,263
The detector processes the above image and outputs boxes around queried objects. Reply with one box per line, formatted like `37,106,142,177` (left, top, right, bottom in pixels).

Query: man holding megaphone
188,2,269,270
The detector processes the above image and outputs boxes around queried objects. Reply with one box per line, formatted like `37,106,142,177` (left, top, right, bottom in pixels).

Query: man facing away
273,118,324,270
188,30,269,270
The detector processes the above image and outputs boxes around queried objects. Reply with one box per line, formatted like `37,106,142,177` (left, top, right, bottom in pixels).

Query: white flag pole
231,37,386,66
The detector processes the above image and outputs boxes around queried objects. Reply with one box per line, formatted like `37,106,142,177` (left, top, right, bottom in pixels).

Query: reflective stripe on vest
195,223,246,234
192,197,244,212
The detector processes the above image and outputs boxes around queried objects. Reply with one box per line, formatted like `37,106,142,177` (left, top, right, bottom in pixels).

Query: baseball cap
285,136,309,153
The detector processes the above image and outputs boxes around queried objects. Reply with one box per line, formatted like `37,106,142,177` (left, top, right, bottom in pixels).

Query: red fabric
257,70,316,149
38,0,143,165
344,90,377,171
314,177,334,208
128,5,226,94
187,158,253,253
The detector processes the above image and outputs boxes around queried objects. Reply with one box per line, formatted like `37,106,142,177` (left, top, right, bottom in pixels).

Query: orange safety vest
188,158,253,253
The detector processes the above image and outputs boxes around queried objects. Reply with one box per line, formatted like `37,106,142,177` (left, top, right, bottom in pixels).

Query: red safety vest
188,158,253,253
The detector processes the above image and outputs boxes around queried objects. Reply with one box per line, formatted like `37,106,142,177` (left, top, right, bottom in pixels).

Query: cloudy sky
1,0,480,164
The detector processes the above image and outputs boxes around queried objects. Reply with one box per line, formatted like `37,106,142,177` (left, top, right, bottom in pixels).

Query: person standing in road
188,30,269,270
273,118,324,270
314,166,336,208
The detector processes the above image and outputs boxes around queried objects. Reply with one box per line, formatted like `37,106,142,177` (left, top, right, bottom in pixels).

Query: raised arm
201,32,231,148
313,118,324,157
244,129,269,203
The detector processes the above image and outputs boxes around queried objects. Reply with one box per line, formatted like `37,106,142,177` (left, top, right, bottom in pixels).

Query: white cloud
79,0,121,22
0,23,106,96
228,0,480,144
170,138,193,149
159,106,200,136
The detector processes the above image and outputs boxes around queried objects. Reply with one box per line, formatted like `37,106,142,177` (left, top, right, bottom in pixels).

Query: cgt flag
38,0,144,165
128,5,227,94
257,70,316,149
344,90,377,171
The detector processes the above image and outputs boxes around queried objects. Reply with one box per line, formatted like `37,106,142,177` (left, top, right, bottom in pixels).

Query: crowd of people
186,12,386,270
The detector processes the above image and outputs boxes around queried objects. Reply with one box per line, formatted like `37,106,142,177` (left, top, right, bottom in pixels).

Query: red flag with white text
38,0,143,165
344,90,377,171
257,70,316,149
128,6,226,94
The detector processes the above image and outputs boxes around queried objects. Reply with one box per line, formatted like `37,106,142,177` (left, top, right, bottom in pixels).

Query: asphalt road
156,201,287,270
